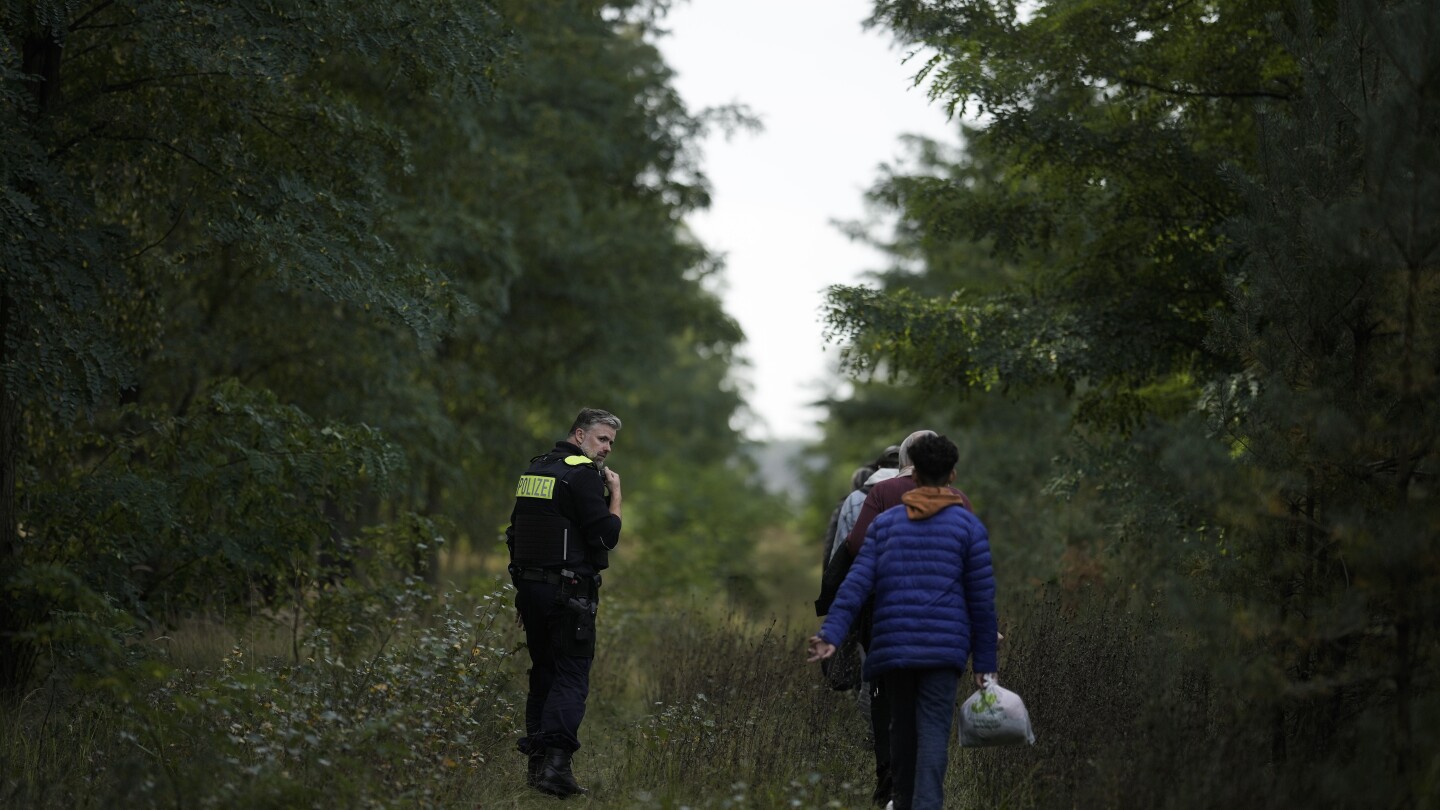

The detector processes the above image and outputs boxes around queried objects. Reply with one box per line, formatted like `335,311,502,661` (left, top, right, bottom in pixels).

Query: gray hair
569,408,622,435
897,429,937,472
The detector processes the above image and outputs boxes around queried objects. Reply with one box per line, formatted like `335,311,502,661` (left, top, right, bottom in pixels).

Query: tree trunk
1,27,67,698
1394,616,1413,776
0,283,35,697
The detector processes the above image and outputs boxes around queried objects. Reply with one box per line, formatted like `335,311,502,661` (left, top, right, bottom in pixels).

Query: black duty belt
512,567,599,589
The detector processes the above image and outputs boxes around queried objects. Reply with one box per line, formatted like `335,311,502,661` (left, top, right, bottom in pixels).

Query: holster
555,590,598,657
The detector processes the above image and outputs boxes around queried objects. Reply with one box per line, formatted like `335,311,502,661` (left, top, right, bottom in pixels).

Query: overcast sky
656,0,958,442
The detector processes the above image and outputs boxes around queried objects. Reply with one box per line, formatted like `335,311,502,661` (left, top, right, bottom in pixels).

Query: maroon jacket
843,475,973,557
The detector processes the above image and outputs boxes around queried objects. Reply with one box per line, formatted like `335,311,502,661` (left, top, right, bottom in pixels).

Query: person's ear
948,469,956,484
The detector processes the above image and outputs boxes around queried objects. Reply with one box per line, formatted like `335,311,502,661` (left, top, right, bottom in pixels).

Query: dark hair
851,465,876,491
908,433,958,486
873,444,901,469
569,408,622,435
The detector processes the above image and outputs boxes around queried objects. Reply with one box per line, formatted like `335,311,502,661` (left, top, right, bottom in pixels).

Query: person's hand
974,672,996,689
604,467,621,493
806,635,836,663
515,610,525,631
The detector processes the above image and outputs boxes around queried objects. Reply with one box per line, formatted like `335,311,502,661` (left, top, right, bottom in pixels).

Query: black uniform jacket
506,440,620,576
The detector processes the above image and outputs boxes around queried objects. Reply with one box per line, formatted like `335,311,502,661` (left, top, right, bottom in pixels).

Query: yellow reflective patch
515,475,555,499
564,455,592,466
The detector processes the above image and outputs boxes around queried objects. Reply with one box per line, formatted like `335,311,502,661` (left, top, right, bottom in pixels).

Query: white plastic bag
958,675,1035,747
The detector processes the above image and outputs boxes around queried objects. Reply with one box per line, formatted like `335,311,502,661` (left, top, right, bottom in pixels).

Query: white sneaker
884,802,894,810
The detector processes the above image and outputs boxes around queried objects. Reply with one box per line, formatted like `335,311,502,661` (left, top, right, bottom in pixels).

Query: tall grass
590,603,877,807
0,577,890,808
10,558,1398,807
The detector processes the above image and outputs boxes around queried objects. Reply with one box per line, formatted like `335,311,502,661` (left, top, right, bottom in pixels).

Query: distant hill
743,438,824,503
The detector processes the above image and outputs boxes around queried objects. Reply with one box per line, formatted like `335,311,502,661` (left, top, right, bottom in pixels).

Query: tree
1,0,508,692
1198,0,1440,792
822,0,1439,801
2,0,775,695
422,0,769,586
830,0,1299,430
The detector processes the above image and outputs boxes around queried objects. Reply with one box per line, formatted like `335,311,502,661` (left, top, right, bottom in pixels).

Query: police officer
506,408,623,797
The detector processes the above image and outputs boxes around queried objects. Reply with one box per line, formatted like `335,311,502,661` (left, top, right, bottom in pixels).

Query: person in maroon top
843,430,973,559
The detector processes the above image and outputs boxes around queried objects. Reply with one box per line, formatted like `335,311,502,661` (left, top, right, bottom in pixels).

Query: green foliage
824,284,1089,394
3,584,524,808
2,0,774,701
3,588,904,808
29,574,1414,809
1,0,511,692
831,0,1306,430
22,380,408,624
621,459,776,599
3,0,506,409
1188,0,1440,792
4,562,146,692
406,0,773,582
562,599,889,808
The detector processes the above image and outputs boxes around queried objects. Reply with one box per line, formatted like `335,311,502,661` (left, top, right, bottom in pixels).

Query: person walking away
832,445,901,563
808,433,998,810
506,408,624,797
824,464,875,568
819,446,901,744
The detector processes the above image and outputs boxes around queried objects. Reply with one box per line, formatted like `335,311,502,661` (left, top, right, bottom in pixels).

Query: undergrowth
7,576,1380,808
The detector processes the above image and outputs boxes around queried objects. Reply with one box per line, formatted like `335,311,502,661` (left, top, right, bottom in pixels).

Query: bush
2,582,523,808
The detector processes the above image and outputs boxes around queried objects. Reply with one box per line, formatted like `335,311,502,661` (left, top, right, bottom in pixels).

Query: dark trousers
860,614,892,806
516,580,595,754
869,677,893,805
884,668,959,810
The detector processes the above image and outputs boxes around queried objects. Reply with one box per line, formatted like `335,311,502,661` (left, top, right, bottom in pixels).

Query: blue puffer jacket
819,488,997,679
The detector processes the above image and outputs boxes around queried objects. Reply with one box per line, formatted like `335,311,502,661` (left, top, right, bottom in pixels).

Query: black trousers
867,660,893,805
883,668,960,810
515,580,597,754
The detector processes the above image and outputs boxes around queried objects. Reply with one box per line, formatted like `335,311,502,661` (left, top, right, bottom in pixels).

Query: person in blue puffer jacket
807,432,998,810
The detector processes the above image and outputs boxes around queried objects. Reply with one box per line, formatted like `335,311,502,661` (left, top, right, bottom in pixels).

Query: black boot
872,761,892,807
535,746,587,797
518,735,546,787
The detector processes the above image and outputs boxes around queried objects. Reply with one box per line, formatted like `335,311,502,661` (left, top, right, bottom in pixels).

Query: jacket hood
863,467,902,488
901,486,969,520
